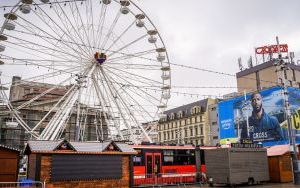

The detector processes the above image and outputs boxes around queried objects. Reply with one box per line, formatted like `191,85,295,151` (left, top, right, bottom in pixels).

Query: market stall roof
0,144,20,153
24,140,136,155
267,144,290,156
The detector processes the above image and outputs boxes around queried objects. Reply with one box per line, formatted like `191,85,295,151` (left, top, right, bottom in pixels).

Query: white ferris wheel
0,0,171,143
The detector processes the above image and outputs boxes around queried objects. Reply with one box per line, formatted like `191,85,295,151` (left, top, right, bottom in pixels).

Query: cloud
1,0,300,110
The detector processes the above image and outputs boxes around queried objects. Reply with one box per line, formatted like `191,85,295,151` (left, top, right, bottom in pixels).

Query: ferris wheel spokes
92,72,125,140
0,0,170,143
20,7,91,59
98,66,153,142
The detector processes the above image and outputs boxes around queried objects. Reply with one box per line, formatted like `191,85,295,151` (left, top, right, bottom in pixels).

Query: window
133,155,143,166
200,126,203,135
200,139,204,145
200,116,203,122
279,78,283,85
170,113,175,120
195,127,198,135
284,70,287,79
171,131,174,139
191,117,195,124
191,108,194,114
185,129,188,137
164,132,166,140
191,106,200,114
173,149,195,165
177,111,183,118
213,136,218,139
190,128,193,136
163,150,174,165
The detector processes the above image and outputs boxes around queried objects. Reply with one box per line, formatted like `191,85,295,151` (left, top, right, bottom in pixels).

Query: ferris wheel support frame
0,0,171,143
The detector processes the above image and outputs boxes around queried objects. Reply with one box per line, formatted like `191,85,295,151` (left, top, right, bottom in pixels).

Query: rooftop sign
255,44,288,54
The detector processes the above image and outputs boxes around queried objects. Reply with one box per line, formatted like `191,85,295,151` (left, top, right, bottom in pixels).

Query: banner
218,86,300,146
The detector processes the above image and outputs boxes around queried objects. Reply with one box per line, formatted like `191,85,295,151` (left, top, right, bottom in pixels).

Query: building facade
0,76,108,149
236,60,300,93
158,98,218,146
207,103,219,146
120,121,158,143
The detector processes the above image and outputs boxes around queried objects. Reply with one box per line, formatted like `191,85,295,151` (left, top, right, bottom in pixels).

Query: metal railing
134,172,206,187
0,181,45,188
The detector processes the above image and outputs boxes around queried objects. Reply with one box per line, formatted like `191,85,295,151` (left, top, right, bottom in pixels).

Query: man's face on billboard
251,93,262,113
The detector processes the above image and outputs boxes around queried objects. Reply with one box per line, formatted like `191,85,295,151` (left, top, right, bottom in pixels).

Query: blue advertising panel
218,86,300,146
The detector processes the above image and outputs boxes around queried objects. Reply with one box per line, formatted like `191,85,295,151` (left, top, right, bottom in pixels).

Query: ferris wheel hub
94,52,107,65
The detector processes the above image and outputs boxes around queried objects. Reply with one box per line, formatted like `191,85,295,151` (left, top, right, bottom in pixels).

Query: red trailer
131,144,216,186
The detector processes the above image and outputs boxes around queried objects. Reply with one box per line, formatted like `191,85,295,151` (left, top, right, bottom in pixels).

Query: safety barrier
0,181,45,188
134,172,205,187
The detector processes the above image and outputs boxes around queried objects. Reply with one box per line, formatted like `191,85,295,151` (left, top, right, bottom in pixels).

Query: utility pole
275,36,300,184
244,90,250,138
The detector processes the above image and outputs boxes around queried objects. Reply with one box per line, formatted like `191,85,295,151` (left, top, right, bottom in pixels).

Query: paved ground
163,182,300,188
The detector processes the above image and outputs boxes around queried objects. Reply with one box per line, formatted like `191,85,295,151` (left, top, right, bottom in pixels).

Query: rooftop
164,98,208,116
236,60,300,78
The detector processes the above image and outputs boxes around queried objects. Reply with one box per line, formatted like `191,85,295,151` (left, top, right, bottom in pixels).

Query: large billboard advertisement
218,86,300,146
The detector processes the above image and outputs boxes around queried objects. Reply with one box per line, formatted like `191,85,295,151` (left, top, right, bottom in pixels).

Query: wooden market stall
267,144,293,183
24,140,137,188
0,144,20,182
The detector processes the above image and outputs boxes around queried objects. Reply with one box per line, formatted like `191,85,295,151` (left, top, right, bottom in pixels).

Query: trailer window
133,156,143,166
163,150,174,165
174,149,195,165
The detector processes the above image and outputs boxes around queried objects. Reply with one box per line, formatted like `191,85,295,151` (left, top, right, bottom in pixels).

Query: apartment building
158,98,218,146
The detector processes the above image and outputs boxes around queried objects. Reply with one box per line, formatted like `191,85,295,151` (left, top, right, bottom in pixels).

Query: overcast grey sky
1,0,300,110
137,0,300,108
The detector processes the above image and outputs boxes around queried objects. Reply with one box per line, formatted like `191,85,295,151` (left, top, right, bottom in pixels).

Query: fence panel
134,172,205,187
0,181,45,188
